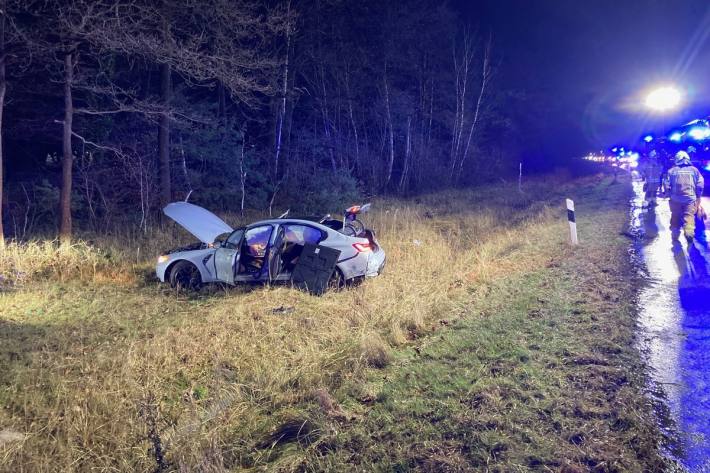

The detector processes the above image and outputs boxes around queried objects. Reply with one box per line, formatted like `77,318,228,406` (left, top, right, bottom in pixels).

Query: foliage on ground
0,171,669,471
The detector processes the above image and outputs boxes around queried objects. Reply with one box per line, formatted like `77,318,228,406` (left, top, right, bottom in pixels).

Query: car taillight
352,242,372,253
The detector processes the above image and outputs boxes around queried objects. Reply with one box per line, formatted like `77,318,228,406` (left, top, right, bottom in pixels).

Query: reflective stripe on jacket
667,165,704,203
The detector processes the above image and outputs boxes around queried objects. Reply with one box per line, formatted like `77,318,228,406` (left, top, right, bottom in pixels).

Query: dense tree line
0,0,522,245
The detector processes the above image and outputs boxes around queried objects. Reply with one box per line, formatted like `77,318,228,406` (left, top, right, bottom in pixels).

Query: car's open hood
163,202,233,244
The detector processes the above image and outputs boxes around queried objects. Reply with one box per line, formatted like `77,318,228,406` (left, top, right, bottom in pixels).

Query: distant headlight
157,255,170,264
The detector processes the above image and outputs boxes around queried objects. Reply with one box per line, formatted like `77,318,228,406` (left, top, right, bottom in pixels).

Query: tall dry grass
0,172,599,471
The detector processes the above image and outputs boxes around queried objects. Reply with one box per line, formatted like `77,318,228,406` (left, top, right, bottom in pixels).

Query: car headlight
157,255,170,264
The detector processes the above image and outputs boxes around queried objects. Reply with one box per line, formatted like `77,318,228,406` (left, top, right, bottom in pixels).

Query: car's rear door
278,223,328,277
214,228,245,285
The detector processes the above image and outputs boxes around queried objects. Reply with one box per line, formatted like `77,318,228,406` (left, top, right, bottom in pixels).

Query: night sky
461,0,710,160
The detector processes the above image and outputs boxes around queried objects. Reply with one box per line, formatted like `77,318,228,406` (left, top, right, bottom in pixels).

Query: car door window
283,224,324,245
238,225,273,275
281,224,325,271
245,226,272,256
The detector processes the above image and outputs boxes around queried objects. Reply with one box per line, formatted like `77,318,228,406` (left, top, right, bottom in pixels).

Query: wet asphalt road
632,180,710,472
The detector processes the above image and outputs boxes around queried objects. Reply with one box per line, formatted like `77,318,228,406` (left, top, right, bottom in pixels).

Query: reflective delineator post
566,198,578,245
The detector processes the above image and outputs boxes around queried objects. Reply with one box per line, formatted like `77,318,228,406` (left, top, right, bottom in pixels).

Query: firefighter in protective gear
665,151,704,242
639,151,663,206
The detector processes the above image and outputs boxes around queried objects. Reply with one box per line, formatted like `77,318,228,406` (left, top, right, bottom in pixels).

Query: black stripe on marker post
566,198,578,245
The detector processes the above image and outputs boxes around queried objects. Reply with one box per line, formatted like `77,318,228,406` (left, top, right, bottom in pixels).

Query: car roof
248,218,331,229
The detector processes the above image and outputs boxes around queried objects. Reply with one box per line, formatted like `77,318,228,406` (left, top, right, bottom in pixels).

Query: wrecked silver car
156,202,386,290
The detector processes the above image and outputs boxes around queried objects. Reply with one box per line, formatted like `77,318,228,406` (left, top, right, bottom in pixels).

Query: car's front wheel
169,261,202,291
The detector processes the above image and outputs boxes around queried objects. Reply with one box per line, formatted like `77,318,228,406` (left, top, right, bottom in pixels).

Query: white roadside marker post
566,199,578,245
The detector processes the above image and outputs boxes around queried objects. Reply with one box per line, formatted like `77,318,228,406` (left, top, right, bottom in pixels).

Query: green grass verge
303,176,671,472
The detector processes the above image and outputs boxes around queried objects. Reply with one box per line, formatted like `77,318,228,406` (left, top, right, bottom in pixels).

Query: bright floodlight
643,135,653,143
645,86,682,112
688,126,710,141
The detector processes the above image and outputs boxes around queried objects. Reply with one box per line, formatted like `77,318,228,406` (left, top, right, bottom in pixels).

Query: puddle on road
631,180,710,472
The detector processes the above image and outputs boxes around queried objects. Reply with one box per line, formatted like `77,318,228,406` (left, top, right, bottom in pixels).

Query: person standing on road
665,151,704,243
639,151,663,207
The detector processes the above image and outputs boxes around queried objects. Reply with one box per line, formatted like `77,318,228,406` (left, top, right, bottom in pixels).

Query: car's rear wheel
328,267,346,291
169,261,202,291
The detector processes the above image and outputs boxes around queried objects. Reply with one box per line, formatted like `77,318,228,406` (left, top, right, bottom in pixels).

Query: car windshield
222,228,245,250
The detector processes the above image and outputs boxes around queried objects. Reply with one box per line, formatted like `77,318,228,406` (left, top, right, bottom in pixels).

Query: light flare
670,132,683,142
645,86,682,112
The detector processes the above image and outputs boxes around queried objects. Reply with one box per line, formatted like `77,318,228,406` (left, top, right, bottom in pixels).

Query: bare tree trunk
398,116,411,193
450,41,464,171
383,71,395,190
428,80,434,149
76,152,97,230
0,11,5,247
419,76,434,184
273,0,291,179
334,101,343,169
284,87,295,170
318,64,336,173
138,154,147,232
362,113,374,190
449,33,474,180
458,37,492,182
179,133,192,200
239,137,247,218
344,68,359,172
268,180,281,218
158,62,171,210
58,51,74,246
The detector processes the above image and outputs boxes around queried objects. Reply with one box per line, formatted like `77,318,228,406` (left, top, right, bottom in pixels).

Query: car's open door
267,226,286,282
214,228,245,285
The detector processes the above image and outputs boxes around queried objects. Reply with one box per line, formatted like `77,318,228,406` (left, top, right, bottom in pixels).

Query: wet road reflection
633,180,710,472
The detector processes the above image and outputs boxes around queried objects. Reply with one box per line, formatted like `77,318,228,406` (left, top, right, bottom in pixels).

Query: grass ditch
0,171,669,471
